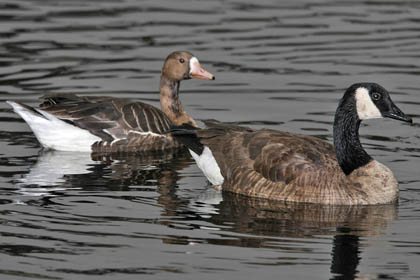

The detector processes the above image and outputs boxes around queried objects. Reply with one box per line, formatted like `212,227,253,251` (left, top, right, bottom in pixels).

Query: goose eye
179,58,185,64
371,92,381,101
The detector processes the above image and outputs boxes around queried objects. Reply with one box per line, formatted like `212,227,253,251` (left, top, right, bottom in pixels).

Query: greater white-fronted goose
171,83,412,205
7,51,214,154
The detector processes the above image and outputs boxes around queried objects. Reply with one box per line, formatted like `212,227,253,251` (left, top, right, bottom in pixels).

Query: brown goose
7,51,214,153
171,83,412,205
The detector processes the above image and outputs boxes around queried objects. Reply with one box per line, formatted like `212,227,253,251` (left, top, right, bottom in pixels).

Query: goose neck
159,76,196,127
333,99,372,175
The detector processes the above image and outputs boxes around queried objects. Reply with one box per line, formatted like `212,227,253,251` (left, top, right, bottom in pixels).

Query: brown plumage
194,123,392,205
172,83,412,205
7,51,214,154
39,94,183,154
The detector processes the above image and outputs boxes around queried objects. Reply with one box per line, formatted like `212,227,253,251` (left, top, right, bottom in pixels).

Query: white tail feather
189,146,224,186
7,101,101,152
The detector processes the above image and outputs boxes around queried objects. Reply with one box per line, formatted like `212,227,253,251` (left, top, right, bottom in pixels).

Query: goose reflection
14,149,193,198
15,150,398,280
14,151,94,197
196,192,398,280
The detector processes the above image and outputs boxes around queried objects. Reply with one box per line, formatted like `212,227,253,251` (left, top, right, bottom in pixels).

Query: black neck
333,97,372,175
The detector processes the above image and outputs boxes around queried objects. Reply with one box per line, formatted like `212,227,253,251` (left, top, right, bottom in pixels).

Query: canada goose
7,51,214,153
171,83,412,205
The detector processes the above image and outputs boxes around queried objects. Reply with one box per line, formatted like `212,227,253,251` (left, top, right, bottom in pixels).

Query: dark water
1,0,420,279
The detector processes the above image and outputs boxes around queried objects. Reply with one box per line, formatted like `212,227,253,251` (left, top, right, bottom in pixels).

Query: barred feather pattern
39,93,183,154
91,131,185,155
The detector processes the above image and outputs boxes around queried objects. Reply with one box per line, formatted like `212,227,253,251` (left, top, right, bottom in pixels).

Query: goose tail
6,101,100,151
170,123,224,186
169,123,204,155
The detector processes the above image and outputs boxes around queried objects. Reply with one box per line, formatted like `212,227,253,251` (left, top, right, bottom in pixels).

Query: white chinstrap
355,87,382,120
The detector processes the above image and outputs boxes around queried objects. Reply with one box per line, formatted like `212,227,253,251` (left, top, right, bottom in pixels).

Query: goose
170,83,412,205
7,51,214,154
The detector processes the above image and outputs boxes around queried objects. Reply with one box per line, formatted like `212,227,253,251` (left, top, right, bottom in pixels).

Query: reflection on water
212,193,397,239
212,193,397,280
1,0,420,279
8,151,400,279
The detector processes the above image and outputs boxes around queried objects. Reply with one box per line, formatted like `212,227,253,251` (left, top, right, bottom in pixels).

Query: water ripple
1,0,420,279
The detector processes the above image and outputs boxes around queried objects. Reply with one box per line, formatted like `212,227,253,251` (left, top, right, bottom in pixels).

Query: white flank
7,101,101,152
355,87,382,120
189,146,224,186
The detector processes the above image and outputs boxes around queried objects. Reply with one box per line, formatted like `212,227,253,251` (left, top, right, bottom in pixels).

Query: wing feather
194,122,339,186
39,93,173,142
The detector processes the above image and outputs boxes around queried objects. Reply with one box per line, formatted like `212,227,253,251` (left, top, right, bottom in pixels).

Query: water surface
1,0,420,279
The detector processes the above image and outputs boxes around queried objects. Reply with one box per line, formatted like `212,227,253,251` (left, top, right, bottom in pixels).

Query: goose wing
195,121,339,184
40,93,173,142
247,131,339,184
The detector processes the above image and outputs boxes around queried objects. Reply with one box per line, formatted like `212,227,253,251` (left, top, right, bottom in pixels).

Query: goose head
161,51,215,82
344,83,412,123
334,83,412,175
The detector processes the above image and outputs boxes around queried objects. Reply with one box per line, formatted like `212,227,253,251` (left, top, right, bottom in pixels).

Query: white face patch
355,87,382,120
189,57,200,74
